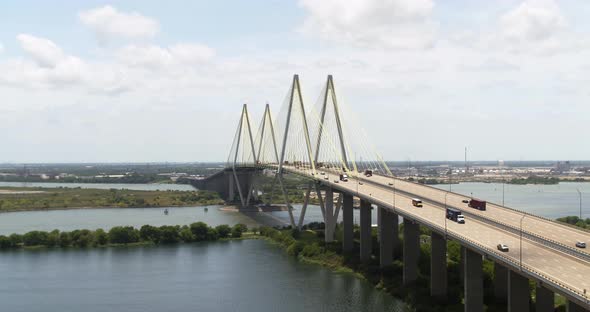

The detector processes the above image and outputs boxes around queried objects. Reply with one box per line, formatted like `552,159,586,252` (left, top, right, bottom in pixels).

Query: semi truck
446,207,465,224
468,198,487,211
411,198,423,207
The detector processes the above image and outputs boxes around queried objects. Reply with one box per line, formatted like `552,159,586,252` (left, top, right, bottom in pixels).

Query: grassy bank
0,187,223,212
0,222,252,250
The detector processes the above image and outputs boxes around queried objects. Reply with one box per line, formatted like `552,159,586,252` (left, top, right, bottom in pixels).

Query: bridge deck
275,165,590,306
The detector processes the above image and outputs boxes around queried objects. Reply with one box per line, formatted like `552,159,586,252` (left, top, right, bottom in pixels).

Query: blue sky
0,0,589,162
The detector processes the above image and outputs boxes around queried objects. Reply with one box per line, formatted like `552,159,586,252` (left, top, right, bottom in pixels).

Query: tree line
0,222,249,249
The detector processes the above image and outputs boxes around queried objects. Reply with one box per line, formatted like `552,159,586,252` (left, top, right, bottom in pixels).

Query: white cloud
298,0,435,49
79,5,159,42
456,0,588,55
17,34,65,67
500,0,565,43
117,43,215,68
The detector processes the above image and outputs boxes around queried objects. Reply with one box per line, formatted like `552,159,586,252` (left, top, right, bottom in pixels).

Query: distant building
554,161,571,173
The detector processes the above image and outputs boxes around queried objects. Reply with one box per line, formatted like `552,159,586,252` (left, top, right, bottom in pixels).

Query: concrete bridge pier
508,270,530,311
403,218,419,285
430,232,447,298
535,283,554,312
360,200,372,263
341,194,354,253
464,248,483,312
494,262,508,303
324,188,334,242
378,207,393,268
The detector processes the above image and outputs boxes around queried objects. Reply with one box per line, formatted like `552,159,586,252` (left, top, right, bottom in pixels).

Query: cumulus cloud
457,0,587,55
298,0,435,49
500,0,565,43
79,5,159,42
116,43,215,69
17,34,66,67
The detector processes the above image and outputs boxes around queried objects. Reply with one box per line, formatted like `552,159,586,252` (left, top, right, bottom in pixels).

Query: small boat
164,209,169,215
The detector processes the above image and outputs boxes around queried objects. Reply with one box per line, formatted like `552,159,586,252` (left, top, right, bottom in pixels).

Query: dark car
497,244,509,252
462,199,469,203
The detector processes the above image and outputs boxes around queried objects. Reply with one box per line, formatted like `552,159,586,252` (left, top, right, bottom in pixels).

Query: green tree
0,235,12,248
94,229,108,245
9,233,22,247
140,225,161,242
190,222,209,241
179,227,194,242
46,230,60,247
215,225,231,239
23,231,49,246
109,226,140,244
206,227,218,240
158,225,180,244
231,224,247,238
59,232,71,247
71,229,94,247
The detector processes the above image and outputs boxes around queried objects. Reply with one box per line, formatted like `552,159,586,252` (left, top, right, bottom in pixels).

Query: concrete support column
567,301,588,312
508,270,530,312
342,194,354,253
378,207,393,268
460,246,465,286
430,232,447,298
360,200,372,263
494,262,508,303
535,284,554,312
392,213,399,258
403,218,419,285
464,248,483,312
324,188,334,243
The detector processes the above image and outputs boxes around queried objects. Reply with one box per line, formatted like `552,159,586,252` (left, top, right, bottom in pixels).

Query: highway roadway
278,165,590,306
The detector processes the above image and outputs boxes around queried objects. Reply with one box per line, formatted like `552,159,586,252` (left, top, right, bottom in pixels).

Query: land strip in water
0,187,223,212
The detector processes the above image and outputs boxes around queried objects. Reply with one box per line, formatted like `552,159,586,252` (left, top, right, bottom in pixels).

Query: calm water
0,206,264,235
0,239,407,312
0,181,196,191
434,182,590,219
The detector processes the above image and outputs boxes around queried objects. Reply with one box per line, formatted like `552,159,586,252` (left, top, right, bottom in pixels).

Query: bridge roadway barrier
276,166,590,308
352,173,590,263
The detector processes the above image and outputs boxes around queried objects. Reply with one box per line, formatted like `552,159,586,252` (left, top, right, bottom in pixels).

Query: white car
497,244,509,252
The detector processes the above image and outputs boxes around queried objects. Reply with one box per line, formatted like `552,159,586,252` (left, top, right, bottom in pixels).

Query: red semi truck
468,198,487,211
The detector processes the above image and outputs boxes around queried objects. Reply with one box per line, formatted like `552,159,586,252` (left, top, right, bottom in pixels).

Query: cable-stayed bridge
197,75,590,312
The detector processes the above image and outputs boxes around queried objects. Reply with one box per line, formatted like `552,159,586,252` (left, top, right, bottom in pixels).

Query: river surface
0,239,407,312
